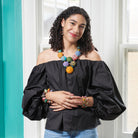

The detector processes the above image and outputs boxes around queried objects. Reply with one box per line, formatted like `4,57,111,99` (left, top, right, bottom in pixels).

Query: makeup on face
62,14,87,43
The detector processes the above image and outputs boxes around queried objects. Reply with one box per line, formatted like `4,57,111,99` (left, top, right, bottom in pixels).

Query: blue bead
75,51,81,56
61,56,67,61
58,50,62,53
77,46,80,49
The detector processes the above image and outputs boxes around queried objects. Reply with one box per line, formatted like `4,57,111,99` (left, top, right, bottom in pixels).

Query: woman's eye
80,26,85,29
70,22,75,25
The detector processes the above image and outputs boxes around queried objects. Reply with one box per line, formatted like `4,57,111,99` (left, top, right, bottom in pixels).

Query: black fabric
22,59,126,131
22,64,49,120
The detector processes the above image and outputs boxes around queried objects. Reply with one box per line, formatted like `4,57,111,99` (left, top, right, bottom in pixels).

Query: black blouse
22,59,126,131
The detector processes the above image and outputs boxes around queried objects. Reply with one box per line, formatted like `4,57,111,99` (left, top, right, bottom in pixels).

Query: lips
69,32,78,37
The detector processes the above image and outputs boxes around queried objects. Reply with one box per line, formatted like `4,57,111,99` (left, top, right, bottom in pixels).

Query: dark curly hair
49,6,97,56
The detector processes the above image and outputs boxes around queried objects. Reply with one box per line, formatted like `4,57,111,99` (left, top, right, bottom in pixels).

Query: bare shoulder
87,50,102,61
36,49,52,65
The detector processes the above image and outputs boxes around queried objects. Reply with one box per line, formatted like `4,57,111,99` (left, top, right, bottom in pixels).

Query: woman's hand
49,98,83,111
49,96,94,111
49,102,66,111
46,91,82,109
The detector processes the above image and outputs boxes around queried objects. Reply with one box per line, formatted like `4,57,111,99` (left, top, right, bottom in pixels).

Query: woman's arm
48,95,94,111
46,91,82,110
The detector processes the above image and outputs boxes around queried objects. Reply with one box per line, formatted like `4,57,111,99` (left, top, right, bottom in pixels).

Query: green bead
67,57,72,62
44,99,48,103
70,61,76,66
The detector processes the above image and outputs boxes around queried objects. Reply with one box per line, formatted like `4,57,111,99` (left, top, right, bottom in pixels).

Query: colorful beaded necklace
58,47,81,74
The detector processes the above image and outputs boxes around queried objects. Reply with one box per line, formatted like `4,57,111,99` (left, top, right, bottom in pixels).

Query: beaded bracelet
41,88,53,104
81,96,89,108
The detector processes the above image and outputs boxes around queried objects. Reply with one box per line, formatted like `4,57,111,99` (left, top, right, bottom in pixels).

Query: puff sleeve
86,61,126,120
22,64,49,120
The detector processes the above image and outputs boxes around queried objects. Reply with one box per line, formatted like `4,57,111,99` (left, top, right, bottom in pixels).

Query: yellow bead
66,66,73,74
58,52,63,58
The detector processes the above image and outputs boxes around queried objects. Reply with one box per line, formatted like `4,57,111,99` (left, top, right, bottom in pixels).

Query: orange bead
58,52,63,58
66,66,73,74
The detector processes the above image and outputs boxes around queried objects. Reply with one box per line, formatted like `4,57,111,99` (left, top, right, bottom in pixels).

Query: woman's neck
63,45,78,57
63,41,77,57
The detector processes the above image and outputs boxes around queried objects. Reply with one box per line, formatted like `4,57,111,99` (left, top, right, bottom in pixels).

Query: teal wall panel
0,0,5,138
2,0,23,138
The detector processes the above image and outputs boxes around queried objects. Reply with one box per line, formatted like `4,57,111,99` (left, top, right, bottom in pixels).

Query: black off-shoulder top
22,59,126,131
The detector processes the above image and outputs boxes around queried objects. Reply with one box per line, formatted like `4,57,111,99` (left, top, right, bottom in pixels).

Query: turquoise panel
2,0,24,138
0,0,5,138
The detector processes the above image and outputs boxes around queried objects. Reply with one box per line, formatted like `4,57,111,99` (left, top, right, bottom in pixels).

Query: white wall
22,0,41,138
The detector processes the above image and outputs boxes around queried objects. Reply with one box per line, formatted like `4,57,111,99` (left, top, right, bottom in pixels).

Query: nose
73,26,79,34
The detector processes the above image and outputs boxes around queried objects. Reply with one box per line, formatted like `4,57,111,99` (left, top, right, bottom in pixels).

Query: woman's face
61,14,86,44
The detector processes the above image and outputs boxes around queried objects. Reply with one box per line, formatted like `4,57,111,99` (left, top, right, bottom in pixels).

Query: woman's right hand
46,91,82,109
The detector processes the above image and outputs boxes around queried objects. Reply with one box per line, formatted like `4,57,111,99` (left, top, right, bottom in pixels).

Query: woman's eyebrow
69,19,86,26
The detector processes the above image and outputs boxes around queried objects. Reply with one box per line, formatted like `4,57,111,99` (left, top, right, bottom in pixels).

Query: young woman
22,6,126,138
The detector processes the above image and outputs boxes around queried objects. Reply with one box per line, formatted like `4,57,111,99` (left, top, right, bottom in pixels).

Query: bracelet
41,88,53,104
81,96,89,108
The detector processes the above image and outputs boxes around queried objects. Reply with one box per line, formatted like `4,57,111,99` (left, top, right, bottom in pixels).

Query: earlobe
61,19,65,27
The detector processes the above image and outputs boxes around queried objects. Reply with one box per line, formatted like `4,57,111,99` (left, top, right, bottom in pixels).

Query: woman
22,6,126,138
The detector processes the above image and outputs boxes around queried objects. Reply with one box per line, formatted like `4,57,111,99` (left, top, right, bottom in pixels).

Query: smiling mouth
69,32,78,37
